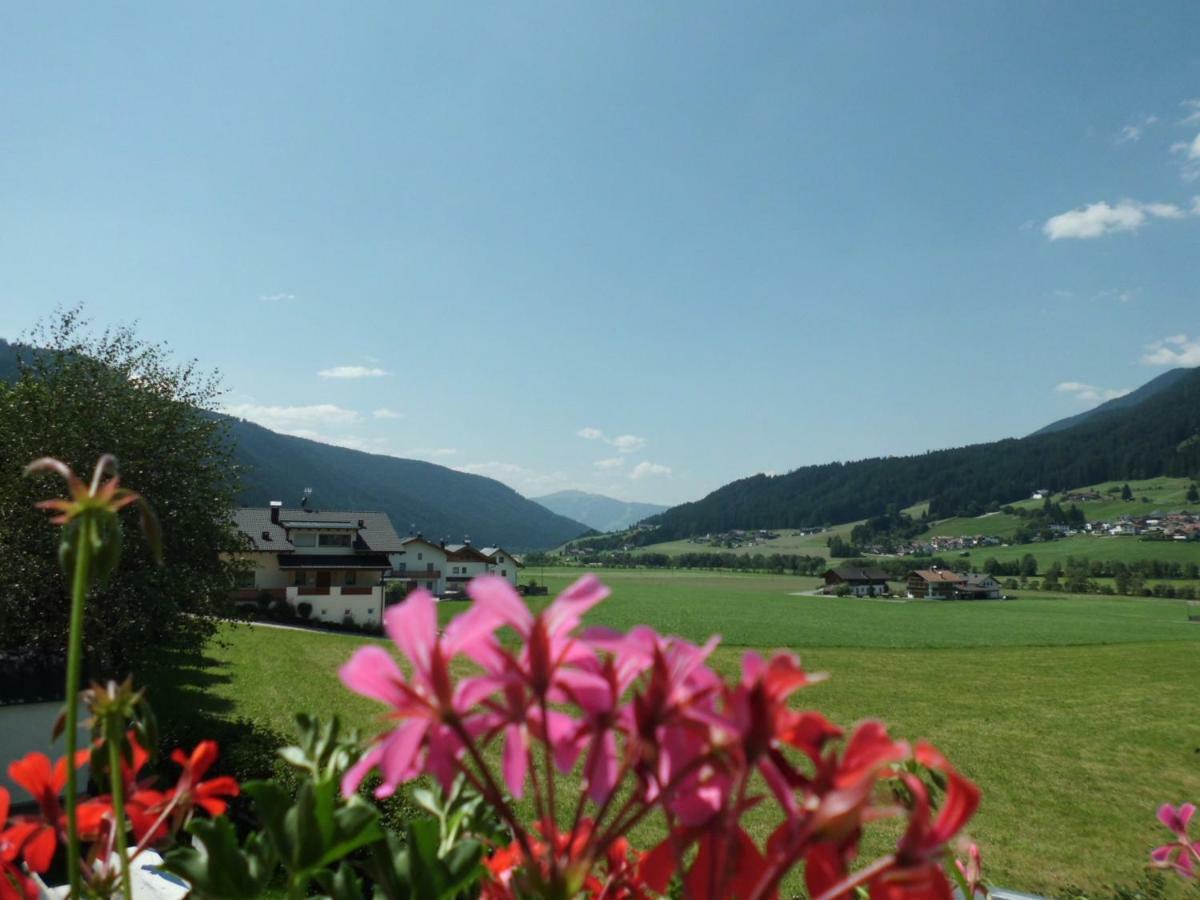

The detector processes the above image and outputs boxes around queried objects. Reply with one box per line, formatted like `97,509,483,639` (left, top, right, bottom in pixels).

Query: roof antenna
300,487,312,509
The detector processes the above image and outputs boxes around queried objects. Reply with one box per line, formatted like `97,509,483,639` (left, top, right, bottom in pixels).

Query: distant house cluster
822,567,1003,600
229,502,522,629
888,534,1003,557
1084,513,1200,540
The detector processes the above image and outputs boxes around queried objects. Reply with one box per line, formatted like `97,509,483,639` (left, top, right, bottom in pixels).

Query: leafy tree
1020,553,1038,578
1187,483,1199,503
1121,483,1133,501
0,310,243,676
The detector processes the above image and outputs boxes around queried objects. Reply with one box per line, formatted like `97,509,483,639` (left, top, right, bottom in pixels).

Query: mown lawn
953,533,1200,571
163,569,1200,896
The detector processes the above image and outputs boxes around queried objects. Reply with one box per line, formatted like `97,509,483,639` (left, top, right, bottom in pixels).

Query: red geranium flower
4,750,89,873
0,788,38,900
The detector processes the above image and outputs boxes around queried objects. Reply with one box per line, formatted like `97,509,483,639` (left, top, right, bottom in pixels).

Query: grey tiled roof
232,507,406,553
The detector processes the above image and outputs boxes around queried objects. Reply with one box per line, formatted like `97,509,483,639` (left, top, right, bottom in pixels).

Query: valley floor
159,567,1200,895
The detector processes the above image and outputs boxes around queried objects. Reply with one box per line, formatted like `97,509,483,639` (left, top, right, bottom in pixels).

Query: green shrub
296,601,313,620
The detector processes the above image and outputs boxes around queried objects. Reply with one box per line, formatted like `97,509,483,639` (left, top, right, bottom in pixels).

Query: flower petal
339,646,408,707
384,590,437,676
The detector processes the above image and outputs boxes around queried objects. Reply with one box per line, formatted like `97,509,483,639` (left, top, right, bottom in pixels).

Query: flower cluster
0,741,237,897
341,575,982,899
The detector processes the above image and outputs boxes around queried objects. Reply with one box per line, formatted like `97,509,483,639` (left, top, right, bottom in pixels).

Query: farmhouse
230,501,405,628
387,535,448,595
958,573,1003,600
444,542,496,591
822,566,892,597
481,546,523,587
906,569,965,599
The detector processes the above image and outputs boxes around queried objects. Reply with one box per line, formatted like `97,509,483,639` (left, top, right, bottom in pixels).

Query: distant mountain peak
532,490,668,533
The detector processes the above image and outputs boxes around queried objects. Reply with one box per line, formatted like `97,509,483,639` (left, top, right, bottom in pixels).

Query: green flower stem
64,517,92,899
105,714,134,900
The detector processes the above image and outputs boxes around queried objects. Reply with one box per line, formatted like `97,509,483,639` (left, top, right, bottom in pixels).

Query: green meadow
166,568,1200,895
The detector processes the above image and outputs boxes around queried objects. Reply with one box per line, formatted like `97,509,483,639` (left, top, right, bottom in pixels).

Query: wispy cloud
318,365,390,379
1180,99,1200,126
1115,114,1158,144
1143,334,1200,367
1054,382,1131,405
372,407,403,419
630,461,672,480
1170,133,1200,181
1042,199,1193,240
409,447,458,458
576,426,646,454
456,461,571,494
259,292,296,303
594,457,625,470
224,402,361,431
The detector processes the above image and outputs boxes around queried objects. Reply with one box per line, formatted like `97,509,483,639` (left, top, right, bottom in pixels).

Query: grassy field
924,477,1198,542
167,568,1200,896
951,533,1200,570
640,521,859,560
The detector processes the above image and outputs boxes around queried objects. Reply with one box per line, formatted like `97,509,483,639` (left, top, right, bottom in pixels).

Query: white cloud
1054,382,1131,405
1142,334,1200,367
224,402,361,431
1180,99,1200,126
1170,133,1200,181
1116,115,1158,144
1042,199,1192,240
594,457,625,470
372,407,403,419
258,292,296,303
630,461,672,480
576,427,646,453
317,366,390,379
456,461,572,494
610,434,646,454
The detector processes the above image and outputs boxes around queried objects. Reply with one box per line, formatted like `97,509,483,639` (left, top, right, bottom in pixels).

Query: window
292,532,316,547
417,552,423,561
396,562,407,572
294,571,307,586
319,532,352,548
497,556,504,564
426,562,433,572
345,571,357,586
502,569,507,578
426,581,434,590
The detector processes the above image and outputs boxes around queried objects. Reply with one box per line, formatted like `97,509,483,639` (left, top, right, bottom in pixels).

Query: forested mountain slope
0,339,589,550
645,367,1200,539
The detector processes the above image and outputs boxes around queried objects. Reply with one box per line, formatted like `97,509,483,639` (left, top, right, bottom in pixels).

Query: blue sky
1,3,1199,506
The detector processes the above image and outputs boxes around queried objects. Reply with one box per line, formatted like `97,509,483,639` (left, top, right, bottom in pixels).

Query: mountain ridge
1031,368,1194,436
642,366,1200,540
0,338,589,550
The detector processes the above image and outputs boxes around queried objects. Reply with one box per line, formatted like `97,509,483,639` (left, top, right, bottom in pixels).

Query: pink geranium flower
1151,802,1199,879
339,589,505,797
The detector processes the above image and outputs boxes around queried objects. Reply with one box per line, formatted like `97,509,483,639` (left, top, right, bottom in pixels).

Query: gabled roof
824,567,890,582
481,547,524,568
396,536,448,555
444,543,491,562
232,507,406,553
909,569,965,583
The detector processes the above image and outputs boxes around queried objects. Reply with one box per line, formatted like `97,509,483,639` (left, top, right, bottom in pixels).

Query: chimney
439,539,446,550
358,518,365,528
269,501,282,525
